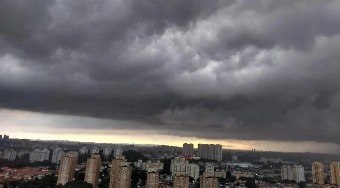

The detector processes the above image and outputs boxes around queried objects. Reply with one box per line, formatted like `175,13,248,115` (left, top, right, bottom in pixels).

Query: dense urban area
0,134,339,188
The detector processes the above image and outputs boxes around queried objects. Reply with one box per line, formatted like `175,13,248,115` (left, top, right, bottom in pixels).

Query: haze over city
1,0,340,154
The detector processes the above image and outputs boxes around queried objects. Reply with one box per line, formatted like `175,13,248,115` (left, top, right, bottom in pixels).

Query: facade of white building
3,149,17,161
91,147,100,154
103,147,113,157
197,144,222,161
183,143,194,156
29,149,50,163
114,147,123,157
79,147,89,154
52,148,65,163
171,157,200,180
281,165,305,182
134,160,164,172
293,165,306,182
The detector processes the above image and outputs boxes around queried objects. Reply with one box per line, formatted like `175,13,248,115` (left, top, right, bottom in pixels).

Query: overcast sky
1,0,340,153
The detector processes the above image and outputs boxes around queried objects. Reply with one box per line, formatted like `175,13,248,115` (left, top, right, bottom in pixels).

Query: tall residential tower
330,162,340,186
57,151,78,186
182,143,194,156
84,154,101,188
312,162,324,185
109,155,132,188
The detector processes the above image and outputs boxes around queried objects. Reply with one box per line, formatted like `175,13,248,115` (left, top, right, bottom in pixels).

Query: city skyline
1,0,340,155
1,135,340,187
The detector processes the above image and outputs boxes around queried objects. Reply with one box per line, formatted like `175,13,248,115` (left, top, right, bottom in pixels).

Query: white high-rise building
103,147,113,157
114,147,123,157
197,144,222,161
3,149,17,161
281,165,294,180
79,147,89,154
281,165,305,182
293,165,305,182
52,148,65,164
183,143,194,156
171,157,200,180
91,147,100,154
213,144,222,161
29,149,50,163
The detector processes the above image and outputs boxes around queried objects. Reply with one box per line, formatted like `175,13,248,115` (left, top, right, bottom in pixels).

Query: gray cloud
1,0,340,145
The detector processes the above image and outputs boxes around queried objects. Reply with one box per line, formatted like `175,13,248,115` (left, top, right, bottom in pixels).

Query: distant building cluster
1,137,340,188
259,157,283,164
0,149,50,163
0,135,10,141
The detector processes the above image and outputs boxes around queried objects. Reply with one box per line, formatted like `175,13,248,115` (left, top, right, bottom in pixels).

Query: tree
78,154,91,164
122,150,148,162
160,158,171,175
131,167,147,187
20,174,57,188
297,181,306,188
64,180,93,188
245,178,257,188
74,170,85,181
226,170,232,178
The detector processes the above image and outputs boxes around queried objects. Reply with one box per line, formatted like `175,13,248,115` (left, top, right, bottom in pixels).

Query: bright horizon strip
1,108,340,154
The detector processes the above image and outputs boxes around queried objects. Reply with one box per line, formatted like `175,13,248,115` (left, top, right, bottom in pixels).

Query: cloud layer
1,0,340,145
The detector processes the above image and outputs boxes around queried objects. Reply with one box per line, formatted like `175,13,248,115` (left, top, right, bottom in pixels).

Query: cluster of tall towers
312,161,340,186
56,151,167,188
56,152,132,188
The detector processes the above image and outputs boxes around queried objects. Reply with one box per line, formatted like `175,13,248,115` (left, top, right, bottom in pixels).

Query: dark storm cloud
1,0,340,144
